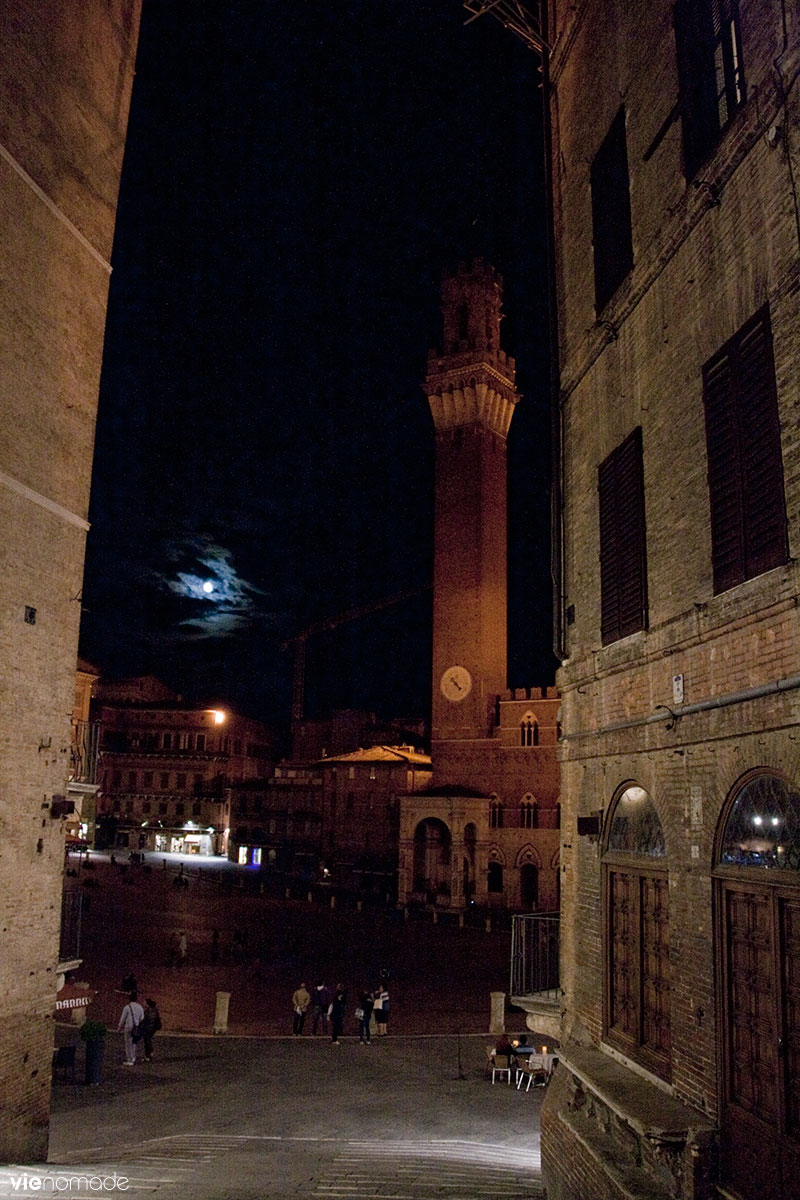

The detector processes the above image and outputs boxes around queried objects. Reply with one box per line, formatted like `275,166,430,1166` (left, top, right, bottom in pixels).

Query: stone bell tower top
426,259,519,438
427,261,519,744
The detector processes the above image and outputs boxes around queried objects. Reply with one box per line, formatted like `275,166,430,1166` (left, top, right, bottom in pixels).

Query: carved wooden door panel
607,867,670,1078
641,875,670,1059
720,883,800,1200
609,870,636,1040
779,894,800,1199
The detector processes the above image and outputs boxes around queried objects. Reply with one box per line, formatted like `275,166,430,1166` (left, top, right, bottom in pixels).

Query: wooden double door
719,881,800,1200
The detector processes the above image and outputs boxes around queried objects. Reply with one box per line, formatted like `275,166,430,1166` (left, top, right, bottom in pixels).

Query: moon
202,580,214,594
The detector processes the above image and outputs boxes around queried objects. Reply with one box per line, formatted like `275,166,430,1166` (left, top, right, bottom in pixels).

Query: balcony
509,912,561,1040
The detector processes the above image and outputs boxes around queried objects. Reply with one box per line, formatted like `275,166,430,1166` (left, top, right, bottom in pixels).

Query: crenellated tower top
426,259,519,439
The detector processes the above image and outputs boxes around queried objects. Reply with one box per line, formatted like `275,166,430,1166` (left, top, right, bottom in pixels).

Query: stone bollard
308,891,313,903
214,991,231,1034
459,913,465,928
330,895,336,909
489,990,506,1035
357,900,362,912
285,888,291,900
485,916,492,933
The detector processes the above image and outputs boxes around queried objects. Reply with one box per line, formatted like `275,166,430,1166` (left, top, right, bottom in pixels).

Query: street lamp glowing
210,710,226,725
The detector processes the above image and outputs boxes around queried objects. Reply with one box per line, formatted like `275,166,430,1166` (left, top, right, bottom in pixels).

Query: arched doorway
603,783,670,1080
463,822,477,902
714,770,800,1200
413,818,452,904
520,863,539,908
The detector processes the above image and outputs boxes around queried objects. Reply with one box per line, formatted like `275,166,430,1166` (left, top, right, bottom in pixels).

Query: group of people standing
291,980,390,1043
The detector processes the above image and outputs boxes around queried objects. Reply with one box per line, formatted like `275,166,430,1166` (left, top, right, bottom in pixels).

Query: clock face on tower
440,665,472,702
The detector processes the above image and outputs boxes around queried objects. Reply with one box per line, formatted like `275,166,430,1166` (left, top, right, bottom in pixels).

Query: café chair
491,1053,512,1085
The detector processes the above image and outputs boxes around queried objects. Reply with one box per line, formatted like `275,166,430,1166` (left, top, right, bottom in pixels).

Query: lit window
238,846,248,865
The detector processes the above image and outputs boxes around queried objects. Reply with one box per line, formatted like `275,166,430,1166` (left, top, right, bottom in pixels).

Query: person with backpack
117,990,144,1065
140,998,162,1062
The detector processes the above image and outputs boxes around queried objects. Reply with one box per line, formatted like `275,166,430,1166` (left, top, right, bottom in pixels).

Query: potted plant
80,1019,107,1085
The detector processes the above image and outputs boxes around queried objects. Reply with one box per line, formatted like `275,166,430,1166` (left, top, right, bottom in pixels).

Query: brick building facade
529,1,800,1198
0,3,140,1161
94,677,274,857
230,744,431,897
399,263,561,914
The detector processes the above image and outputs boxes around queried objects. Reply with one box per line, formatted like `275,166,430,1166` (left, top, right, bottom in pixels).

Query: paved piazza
2,1034,544,1199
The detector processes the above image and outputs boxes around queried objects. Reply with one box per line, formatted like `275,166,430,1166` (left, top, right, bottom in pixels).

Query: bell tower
427,260,520,746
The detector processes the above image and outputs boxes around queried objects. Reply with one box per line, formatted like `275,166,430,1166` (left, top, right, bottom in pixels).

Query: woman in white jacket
118,991,144,1065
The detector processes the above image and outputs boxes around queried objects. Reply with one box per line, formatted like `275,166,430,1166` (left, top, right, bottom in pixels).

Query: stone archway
413,818,452,904
463,822,477,902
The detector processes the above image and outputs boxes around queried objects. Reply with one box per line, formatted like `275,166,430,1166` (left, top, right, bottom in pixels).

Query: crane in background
283,586,430,732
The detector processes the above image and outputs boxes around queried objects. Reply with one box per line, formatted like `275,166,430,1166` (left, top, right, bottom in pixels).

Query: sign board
55,983,95,1014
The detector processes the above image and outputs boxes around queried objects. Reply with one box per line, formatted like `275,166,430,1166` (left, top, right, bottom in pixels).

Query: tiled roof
317,745,431,767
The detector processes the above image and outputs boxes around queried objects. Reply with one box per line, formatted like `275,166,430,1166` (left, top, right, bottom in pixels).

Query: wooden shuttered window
591,107,633,312
703,307,787,594
598,427,648,645
675,0,746,180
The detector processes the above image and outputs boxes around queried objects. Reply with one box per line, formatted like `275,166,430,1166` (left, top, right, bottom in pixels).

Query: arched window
489,798,503,829
714,771,800,1199
718,771,800,871
488,861,503,893
520,797,538,828
603,784,670,1080
520,713,539,746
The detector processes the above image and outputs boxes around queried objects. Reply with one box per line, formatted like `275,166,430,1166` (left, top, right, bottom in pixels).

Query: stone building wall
542,0,800,1197
0,3,140,1161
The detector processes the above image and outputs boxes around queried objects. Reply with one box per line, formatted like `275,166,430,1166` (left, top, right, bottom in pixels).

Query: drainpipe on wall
541,12,566,664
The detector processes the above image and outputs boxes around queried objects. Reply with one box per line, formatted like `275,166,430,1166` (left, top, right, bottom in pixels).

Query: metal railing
510,912,559,999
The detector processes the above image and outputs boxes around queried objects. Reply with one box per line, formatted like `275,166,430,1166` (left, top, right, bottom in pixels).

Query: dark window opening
703,307,787,594
599,427,648,644
488,862,504,893
591,107,633,311
675,0,745,179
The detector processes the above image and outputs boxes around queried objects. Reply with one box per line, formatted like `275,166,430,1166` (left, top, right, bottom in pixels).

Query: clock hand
449,675,462,691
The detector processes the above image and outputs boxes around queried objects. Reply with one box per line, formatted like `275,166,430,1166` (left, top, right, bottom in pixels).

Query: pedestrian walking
178,930,188,964
117,991,144,1065
373,984,390,1035
141,998,162,1061
356,989,373,1044
330,984,346,1044
311,981,330,1034
292,982,311,1035
210,929,220,965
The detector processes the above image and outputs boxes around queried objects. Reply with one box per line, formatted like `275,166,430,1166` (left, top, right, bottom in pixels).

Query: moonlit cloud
161,538,276,639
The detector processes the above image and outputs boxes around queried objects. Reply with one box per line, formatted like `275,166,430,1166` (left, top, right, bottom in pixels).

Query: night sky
80,0,554,741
